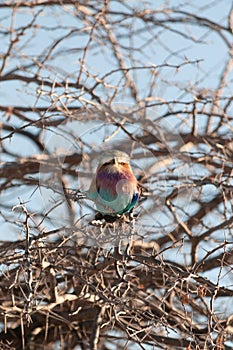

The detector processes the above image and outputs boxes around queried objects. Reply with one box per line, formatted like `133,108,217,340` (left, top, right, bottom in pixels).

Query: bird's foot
122,211,138,222
89,212,138,226
89,212,117,226
89,218,106,226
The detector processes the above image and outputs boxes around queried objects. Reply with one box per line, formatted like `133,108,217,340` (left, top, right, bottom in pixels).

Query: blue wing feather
121,189,140,214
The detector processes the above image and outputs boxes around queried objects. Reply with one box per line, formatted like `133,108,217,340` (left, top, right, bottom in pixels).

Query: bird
88,150,140,219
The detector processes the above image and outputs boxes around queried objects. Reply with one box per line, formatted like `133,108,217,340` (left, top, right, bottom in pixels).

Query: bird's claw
89,219,106,226
89,211,137,226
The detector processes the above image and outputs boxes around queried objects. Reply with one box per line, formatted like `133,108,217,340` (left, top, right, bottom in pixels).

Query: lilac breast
96,169,136,199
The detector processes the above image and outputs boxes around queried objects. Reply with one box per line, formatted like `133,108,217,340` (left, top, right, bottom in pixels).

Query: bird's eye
119,162,126,165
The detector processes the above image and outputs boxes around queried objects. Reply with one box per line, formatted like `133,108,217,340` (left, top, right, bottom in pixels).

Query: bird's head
97,150,132,173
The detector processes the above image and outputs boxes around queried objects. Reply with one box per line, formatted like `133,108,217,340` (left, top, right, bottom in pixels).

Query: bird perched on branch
88,150,140,222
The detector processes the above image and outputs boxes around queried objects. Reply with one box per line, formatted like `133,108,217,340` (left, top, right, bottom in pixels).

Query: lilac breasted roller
88,150,140,216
